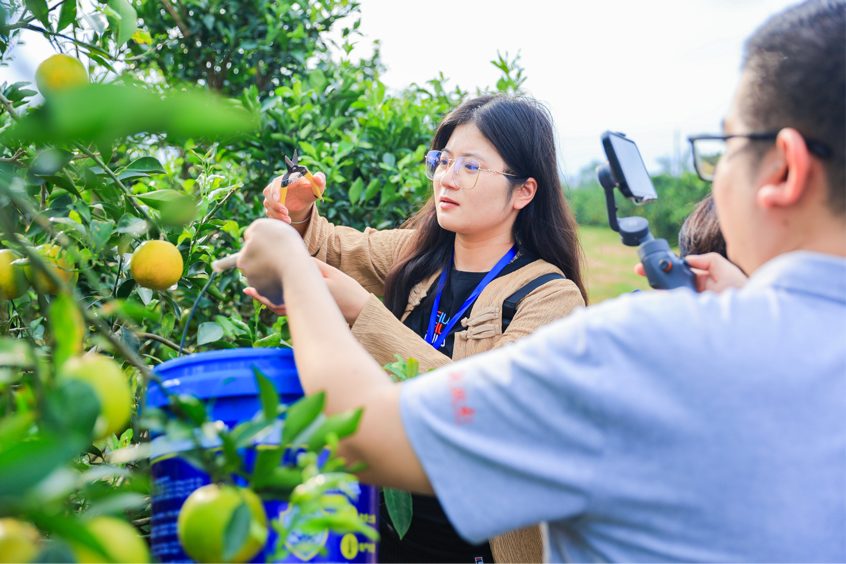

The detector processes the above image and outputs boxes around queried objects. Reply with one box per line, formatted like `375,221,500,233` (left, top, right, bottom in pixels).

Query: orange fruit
178,484,267,563
62,354,132,439
23,244,76,295
72,516,150,563
35,54,88,98
130,240,183,291
0,518,40,563
0,249,30,301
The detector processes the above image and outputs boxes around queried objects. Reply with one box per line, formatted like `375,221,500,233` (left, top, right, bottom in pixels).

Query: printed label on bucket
151,453,378,563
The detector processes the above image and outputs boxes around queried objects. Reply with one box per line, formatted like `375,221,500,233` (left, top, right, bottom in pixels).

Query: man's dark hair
741,0,845,215
679,194,728,259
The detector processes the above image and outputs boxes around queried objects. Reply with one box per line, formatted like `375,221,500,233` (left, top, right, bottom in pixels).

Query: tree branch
137,332,180,351
73,143,161,236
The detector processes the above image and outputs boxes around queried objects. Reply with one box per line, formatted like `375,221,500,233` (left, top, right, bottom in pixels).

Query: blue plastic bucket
146,348,378,563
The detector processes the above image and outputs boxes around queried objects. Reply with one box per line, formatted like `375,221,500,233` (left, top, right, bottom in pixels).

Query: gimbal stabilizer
595,132,697,291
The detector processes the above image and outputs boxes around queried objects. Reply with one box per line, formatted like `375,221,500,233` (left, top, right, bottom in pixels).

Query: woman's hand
244,258,369,326
312,259,370,326
262,172,326,224
634,252,747,293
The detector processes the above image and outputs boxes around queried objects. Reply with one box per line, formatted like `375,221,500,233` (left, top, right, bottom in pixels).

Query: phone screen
608,133,657,202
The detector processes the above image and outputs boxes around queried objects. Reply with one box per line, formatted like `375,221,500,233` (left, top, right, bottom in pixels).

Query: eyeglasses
425,150,520,190
688,131,832,182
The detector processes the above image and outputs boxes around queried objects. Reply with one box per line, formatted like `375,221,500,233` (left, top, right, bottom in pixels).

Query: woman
253,94,587,563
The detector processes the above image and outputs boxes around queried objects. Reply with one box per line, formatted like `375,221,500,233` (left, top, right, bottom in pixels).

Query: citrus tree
0,0,378,561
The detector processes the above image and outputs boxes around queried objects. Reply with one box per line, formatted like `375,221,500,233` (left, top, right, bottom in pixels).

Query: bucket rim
152,346,294,374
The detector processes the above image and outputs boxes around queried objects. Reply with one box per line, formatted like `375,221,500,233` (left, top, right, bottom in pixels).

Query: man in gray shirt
238,0,846,560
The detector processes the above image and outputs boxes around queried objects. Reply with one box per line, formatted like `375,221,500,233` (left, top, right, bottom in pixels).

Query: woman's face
433,123,521,237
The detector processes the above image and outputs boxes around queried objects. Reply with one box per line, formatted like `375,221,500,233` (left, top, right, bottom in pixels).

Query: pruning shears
280,149,322,205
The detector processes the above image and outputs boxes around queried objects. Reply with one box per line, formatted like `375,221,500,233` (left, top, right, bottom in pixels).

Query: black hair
383,94,587,317
678,194,727,258
741,0,845,215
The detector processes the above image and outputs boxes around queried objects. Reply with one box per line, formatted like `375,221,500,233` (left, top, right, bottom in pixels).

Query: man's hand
236,218,309,305
263,172,326,224
634,252,747,293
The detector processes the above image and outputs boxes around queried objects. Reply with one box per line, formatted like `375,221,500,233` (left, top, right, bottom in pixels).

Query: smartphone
601,131,658,205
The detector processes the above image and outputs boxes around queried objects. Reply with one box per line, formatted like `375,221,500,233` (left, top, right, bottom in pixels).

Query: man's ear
512,178,538,210
757,128,811,210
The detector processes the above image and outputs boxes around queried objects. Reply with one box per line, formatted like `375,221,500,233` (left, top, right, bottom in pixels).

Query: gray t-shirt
400,251,846,562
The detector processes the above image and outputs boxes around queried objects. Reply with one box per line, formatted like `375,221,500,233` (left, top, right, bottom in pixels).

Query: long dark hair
383,94,588,317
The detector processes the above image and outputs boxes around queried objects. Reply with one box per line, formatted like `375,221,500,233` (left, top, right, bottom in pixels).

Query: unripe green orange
23,244,76,295
35,54,88,97
0,518,40,563
62,354,132,439
131,240,183,291
0,249,30,301
72,516,150,563
178,484,267,563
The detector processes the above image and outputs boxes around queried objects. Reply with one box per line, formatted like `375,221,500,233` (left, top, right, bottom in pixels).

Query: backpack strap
501,273,566,332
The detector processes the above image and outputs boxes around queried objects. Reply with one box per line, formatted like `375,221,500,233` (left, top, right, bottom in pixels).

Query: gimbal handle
595,161,697,291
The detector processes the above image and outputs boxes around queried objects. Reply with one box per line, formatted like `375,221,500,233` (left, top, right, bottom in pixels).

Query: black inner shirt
379,251,538,562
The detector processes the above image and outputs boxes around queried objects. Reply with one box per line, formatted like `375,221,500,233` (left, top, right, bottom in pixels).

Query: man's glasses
425,150,519,190
688,131,832,182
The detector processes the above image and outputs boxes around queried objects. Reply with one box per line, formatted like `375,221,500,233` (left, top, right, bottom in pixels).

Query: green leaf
0,435,83,500
57,0,78,32
197,322,224,345
170,394,207,426
48,293,84,368
382,152,396,168
124,156,165,174
35,175,82,198
136,189,193,210
115,279,135,300
161,312,175,339
363,178,381,202
253,333,282,348
305,407,363,452
384,488,413,539
107,0,137,46
379,182,397,206
31,148,73,176
41,379,100,437
252,366,279,422
308,69,327,90
222,502,252,562
89,219,115,253
251,446,284,486
25,0,50,28
115,214,148,235
405,357,419,380
7,84,257,146
348,177,363,204
0,412,35,453
281,392,324,446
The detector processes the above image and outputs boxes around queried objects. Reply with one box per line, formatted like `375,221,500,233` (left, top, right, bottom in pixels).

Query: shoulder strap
501,273,566,332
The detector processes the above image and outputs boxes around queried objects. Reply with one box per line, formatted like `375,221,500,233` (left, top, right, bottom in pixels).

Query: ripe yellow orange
72,516,150,563
35,54,88,98
130,240,183,291
178,484,267,563
62,354,132,439
0,518,40,564
0,249,30,301
23,244,76,295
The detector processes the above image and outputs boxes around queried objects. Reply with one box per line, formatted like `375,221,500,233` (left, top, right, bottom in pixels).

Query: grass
578,225,652,304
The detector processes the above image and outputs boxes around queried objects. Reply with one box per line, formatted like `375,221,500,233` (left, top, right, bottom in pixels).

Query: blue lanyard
425,245,518,350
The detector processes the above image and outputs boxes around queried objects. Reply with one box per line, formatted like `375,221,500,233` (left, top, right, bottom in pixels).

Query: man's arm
237,219,433,493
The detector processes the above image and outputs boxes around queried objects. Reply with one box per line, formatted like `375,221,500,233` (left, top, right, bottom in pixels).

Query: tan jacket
302,205,585,562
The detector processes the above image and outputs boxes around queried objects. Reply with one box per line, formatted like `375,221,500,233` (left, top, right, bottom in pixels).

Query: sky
330,0,800,180
3,0,800,181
